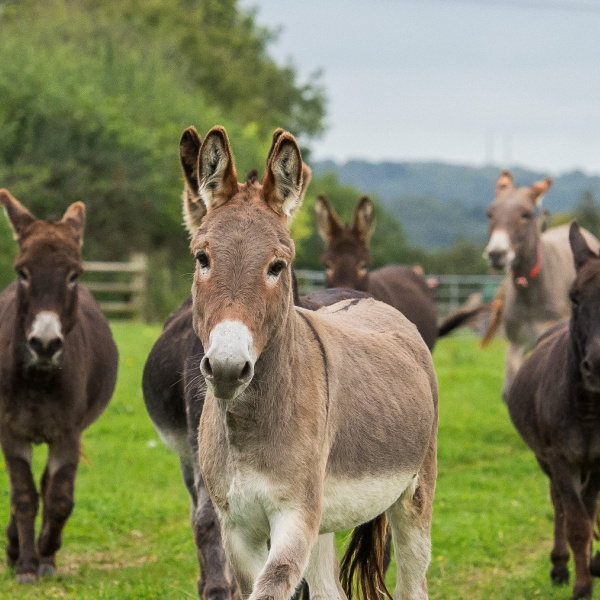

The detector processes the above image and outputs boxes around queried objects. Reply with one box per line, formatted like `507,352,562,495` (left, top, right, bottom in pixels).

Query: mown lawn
0,324,583,599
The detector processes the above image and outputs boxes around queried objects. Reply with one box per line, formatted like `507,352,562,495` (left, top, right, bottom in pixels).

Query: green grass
0,326,581,599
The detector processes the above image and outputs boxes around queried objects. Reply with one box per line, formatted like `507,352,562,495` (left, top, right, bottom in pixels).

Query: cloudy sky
240,0,600,174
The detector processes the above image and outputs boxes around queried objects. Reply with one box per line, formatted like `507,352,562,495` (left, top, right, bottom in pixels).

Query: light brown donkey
189,127,438,600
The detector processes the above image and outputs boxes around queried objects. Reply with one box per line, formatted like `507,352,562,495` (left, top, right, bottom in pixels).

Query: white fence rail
82,253,148,319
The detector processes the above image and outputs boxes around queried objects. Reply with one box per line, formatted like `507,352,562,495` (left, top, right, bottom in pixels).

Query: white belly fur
320,472,416,533
222,468,417,535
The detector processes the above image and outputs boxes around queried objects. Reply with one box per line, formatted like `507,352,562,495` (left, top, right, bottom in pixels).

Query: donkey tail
437,302,491,338
340,514,392,600
480,283,506,348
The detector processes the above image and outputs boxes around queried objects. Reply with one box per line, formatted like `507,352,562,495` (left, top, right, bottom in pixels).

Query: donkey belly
319,471,416,533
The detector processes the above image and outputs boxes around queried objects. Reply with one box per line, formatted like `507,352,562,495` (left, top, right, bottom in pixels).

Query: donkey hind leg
579,472,600,579
37,437,79,577
187,460,237,600
388,460,436,600
303,533,346,600
549,476,570,585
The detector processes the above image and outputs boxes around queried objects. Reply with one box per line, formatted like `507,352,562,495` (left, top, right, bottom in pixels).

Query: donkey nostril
200,356,213,379
28,336,44,354
239,361,253,382
48,338,63,355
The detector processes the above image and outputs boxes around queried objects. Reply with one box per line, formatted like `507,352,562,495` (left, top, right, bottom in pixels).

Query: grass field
0,324,584,599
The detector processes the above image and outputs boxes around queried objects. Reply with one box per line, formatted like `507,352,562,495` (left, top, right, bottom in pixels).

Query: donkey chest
1,388,74,443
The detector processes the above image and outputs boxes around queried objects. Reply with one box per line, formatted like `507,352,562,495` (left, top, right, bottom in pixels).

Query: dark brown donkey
315,195,482,350
143,126,374,599
0,190,118,583
192,127,437,600
507,222,600,600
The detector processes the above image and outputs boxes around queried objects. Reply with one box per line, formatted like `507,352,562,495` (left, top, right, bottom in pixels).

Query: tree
574,190,600,238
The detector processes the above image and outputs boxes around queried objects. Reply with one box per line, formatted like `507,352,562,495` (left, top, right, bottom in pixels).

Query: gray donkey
483,170,599,397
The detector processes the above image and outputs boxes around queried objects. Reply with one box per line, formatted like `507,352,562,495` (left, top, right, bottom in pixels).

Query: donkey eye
195,251,210,270
267,260,286,278
569,290,579,305
68,271,80,285
16,268,29,284
521,212,532,220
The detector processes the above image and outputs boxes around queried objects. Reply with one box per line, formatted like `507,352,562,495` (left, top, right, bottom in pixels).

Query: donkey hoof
17,572,38,584
38,563,56,577
551,565,569,585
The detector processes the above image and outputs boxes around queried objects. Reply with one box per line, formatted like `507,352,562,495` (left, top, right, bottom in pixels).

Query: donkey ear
62,202,86,246
0,189,36,241
262,132,307,218
569,221,597,271
495,170,514,197
529,177,553,206
315,195,343,243
352,196,376,243
266,128,286,163
179,126,206,233
198,127,238,211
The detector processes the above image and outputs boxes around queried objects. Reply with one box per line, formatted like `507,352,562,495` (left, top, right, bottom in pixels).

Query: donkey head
569,222,600,392
315,195,375,291
181,126,311,401
484,170,552,272
0,190,85,370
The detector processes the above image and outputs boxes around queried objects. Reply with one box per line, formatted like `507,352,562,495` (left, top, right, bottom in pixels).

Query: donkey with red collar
483,170,599,397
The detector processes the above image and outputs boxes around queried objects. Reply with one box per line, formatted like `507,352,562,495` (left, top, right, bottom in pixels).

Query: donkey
315,195,485,350
483,170,599,397
188,126,437,600
507,222,600,600
143,127,378,600
0,190,118,583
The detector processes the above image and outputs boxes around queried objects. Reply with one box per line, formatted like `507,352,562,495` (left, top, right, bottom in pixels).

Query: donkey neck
222,300,305,441
511,239,542,290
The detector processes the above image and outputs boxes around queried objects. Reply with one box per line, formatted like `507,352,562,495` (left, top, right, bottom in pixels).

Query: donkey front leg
37,435,80,577
304,533,347,600
232,511,318,600
548,476,569,585
0,435,38,583
503,342,525,400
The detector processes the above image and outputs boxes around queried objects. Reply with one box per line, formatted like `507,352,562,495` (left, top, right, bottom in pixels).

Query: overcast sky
240,0,600,174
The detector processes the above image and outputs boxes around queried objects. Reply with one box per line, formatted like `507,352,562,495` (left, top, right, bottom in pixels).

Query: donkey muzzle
27,311,64,367
201,320,256,401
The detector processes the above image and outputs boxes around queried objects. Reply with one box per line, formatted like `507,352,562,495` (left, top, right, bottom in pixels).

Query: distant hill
312,160,600,249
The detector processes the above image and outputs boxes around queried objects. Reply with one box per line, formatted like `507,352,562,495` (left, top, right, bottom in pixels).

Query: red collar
513,243,542,287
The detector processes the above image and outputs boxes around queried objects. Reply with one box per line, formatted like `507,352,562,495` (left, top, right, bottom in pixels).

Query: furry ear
198,126,238,211
61,202,86,246
352,196,376,243
262,131,307,218
179,126,207,233
569,221,598,271
267,128,286,164
529,177,553,206
495,170,514,197
315,195,343,243
0,189,36,241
